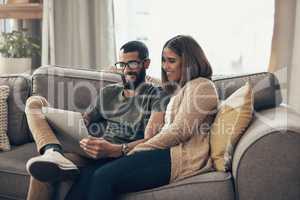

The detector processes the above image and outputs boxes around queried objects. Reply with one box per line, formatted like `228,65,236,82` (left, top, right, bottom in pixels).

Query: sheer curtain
268,0,300,112
42,0,116,69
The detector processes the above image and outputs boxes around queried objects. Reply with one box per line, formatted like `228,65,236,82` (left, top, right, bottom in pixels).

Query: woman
66,35,219,200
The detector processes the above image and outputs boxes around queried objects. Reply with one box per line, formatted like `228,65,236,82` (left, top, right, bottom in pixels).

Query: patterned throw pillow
210,82,254,171
0,85,10,151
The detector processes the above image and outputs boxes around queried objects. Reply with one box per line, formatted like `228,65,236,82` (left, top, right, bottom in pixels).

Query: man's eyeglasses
114,60,144,70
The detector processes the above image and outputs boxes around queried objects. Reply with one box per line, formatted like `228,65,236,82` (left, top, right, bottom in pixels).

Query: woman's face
162,48,182,82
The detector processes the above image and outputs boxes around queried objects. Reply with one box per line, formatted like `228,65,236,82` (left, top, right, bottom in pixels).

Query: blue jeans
65,148,171,200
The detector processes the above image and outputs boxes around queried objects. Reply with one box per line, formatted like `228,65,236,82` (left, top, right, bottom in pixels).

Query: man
25,41,169,200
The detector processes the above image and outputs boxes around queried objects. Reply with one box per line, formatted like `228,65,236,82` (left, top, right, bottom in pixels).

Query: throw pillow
0,85,10,151
210,82,254,171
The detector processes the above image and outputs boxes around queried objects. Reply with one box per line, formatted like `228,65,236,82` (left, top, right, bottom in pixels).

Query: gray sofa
0,65,299,200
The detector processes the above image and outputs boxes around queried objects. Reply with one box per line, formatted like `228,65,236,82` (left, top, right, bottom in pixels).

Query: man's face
118,50,146,89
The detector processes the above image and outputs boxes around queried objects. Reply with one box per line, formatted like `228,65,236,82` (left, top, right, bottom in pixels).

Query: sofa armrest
232,105,300,200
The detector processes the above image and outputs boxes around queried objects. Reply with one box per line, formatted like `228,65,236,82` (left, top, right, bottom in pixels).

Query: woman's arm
130,79,218,153
80,111,166,159
144,111,165,139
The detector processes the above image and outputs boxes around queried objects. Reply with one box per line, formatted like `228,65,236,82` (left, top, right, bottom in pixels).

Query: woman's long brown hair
161,35,213,94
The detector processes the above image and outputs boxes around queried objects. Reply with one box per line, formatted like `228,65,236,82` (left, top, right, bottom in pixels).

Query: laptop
42,107,91,157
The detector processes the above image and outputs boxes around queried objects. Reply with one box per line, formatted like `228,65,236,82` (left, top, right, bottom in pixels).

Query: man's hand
80,137,122,159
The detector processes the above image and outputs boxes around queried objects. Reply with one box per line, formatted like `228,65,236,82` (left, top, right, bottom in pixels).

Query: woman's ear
143,59,151,69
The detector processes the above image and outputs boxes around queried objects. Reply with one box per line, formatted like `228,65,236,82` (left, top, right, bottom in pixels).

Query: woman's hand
127,144,154,155
80,136,122,159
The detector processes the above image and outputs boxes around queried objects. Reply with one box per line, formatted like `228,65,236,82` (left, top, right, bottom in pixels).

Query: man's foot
26,149,79,182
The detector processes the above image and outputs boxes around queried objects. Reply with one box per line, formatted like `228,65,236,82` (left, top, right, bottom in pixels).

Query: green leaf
0,30,41,58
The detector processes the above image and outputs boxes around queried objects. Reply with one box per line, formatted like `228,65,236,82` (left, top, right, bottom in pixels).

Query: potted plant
0,29,40,74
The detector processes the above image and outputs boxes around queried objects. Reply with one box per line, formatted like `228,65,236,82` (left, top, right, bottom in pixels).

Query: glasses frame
114,59,147,70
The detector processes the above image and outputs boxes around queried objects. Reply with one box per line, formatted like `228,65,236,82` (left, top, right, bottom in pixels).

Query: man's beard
122,69,146,90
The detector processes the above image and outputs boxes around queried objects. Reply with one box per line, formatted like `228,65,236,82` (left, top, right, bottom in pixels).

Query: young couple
25,35,219,200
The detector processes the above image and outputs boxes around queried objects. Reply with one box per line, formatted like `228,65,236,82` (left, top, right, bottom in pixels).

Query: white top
161,95,176,131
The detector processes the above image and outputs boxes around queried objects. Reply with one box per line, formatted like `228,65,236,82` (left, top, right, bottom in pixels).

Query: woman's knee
86,168,116,199
92,168,109,181
25,96,49,113
91,166,116,186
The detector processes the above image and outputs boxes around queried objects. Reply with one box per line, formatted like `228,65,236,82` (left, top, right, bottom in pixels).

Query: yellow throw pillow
210,82,253,171
0,85,10,151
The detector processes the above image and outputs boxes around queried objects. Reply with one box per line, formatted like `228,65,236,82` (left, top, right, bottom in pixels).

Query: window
114,0,274,78
0,0,14,33
0,19,14,33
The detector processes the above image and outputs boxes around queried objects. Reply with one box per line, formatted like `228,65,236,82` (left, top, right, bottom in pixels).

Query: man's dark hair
120,41,149,60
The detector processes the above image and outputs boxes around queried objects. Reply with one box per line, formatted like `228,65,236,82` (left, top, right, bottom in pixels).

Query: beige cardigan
130,77,219,183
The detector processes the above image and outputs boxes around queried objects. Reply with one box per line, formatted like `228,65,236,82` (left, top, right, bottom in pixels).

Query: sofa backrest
32,65,122,112
0,66,282,147
0,74,32,145
213,72,282,111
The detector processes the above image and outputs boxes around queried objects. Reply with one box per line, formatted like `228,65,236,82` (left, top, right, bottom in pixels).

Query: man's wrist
121,143,130,156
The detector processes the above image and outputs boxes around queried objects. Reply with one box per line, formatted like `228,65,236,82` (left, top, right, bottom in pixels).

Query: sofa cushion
210,82,254,171
0,74,32,145
0,143,38,200
0,85,10,151
213,72,282,111
55,172,234,200
32,65,122,112
120,172,234,200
